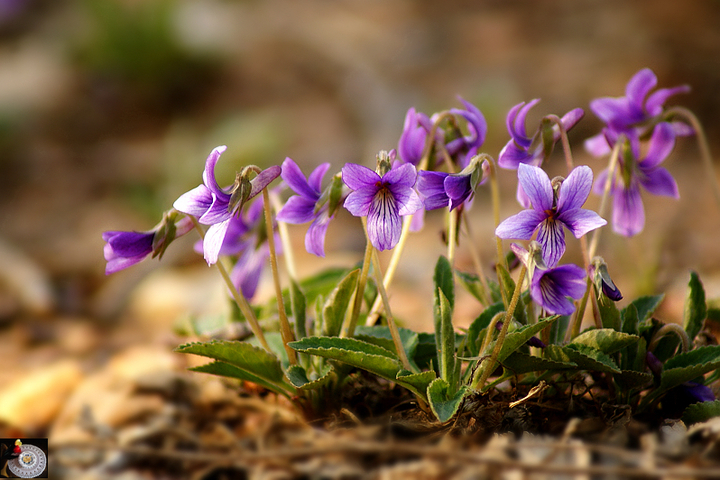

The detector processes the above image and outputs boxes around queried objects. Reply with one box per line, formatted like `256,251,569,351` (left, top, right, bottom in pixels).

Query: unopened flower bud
590,257,623,301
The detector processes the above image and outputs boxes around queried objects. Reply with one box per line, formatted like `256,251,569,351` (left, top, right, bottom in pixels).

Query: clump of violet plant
103,69,720,426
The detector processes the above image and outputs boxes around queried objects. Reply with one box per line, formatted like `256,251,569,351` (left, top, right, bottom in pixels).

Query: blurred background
1,0,720,437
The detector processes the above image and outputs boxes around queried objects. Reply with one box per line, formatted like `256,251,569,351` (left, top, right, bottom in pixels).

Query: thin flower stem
487,158,508,307
479,311,505,359
269,192,298,282
550,116,603,337
588,140,622,260
370,246,414,372
545,114,574,173
189,216,271,353
666,106,720,211
566,140,622,342
447,207,458,266
270,192,307,341
472,264,527,391
341,233,373,338
262,189,297,365
365,217,412,326
648,323,690,353
460,210,491,305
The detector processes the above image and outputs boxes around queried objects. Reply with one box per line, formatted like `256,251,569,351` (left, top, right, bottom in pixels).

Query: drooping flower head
585,68,692,157
276,157,345,257
342,152,423,251
444,97,488,169
416,155,489,211
593,123,678,237
589,257,623,301
498,100,584,208
397,97,487,169
173,146,281,265
496,164,606,268
102,210,192,275
511,242,587,316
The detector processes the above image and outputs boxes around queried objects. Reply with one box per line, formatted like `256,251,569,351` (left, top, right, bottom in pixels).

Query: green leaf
502,351,576,374
614,370,653,390
683,271,707,342
355,325,420,371
299,267,352,307
544,344,621,374
285,364,336,390
427,378,468,423
177,341,293,395
548,314,571,346
433,256,455,311
570,329,639,355
496,316,557,364
597,292,621,330
190,361,291,396
177,340,285,383
623,295,664,323
665,345,720,370
495,263,526,324
466,301,505,357
289,279,307,339
395,370,436,398
437,288,456,384
683,400,720,425
322,269,360,337
288,336,402,380
455,270,490,305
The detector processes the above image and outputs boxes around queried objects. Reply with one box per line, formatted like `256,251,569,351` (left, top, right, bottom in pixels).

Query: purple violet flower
593,123,678,237
218,197,278,300
496,164,607,268
172,146,281,265
342,162,423,251
276,157,343,257
499,100,584,170
444,97,488,169
398,108,433,166
416,157,488,211
498,100,584,208
102,213,193,274
103,230,154,274
511,242,587,316
585,68,692,157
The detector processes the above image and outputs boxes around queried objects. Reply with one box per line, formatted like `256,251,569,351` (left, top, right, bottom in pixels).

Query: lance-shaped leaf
356,325,420,371
502,351,576,374
623,294,664,324
683,271,707,342
177,340,292,394
191,362,293,396
614,370,653,390
288,336,402,380
495,263,527,324
456,270,501,304
437,288,456,385
427,377,468,423
285,364,336,390
682,400,720,426
490,316,558,364
290,279,307,339
570,329,639,355
433,256,455,310
323,268,360,337
598,291,621,330
544,344,621,374
396,370,436,399
466,301,505,357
